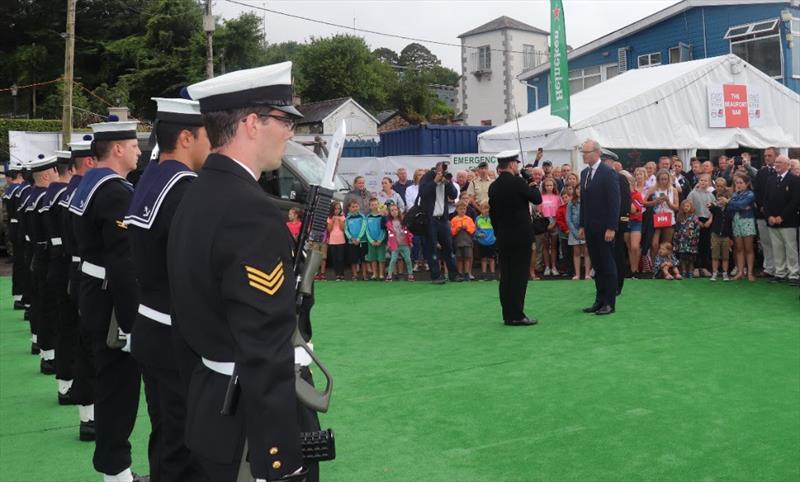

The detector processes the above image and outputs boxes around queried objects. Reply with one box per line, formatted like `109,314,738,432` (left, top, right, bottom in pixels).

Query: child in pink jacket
385,203,414,281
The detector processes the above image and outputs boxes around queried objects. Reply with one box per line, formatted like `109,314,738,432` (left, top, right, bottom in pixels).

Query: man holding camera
418,162,458,284
488,150,542,326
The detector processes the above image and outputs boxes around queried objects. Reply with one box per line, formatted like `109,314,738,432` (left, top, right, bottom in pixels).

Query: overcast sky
217,0,678,70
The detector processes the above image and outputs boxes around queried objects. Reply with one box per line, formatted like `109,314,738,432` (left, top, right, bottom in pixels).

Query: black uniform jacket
488,171,542,250
167,154,302,480
764,171,800,228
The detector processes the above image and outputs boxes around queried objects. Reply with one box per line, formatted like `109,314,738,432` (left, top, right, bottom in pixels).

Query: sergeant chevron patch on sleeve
115,220,128,229
245,262,285,296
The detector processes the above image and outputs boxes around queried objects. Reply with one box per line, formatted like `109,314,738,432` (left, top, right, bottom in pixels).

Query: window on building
523,44,538,70
568,65,603,94
605,64,619,80
726,18,782,79
669,47,680,64
638,52,662,68
478,46,491,71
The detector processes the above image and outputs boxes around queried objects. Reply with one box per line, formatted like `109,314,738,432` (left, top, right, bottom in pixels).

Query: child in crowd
727,173,757,282
460,192,479,219
344,199,368,280
451,201,477,281
385,203,415,282
365,198,387,280
566,188,591,280
540,177,561,276
687,174,715,277
673,199,700,278
326,200,347,281
286,207,302,241
655,242,681,280
474,202,496,280
555,188,572,276
708,187,732,281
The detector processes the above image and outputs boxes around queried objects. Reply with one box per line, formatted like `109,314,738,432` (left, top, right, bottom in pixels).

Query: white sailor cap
69,134,94,158
55,150,72,164
8,158,24,173
152,97,204,126
29,153,58,172
187,61,302,118
89,116,138,141
496,149,521,165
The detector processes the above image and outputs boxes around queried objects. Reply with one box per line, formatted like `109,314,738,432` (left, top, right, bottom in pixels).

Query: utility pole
62,0,76,148
204,0,215,79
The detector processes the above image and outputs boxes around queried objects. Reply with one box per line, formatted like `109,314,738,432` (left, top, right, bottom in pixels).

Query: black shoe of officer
582,302,602,313
13,300,25,310
505,318,538,326
31,343,40,355
79,420,96,442
58,389,77,406
40,359,56,375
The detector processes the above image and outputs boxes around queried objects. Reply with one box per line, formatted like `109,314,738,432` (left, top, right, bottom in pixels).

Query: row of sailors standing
3,61,319,482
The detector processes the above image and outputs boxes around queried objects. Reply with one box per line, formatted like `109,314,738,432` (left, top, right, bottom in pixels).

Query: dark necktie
585,167,594,190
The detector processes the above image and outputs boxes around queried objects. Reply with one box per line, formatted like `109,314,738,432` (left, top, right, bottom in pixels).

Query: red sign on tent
722,84,749,128
708,84,764,128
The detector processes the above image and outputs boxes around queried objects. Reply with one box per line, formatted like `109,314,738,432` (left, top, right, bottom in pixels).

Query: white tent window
638,52,662,68
724,19,778,39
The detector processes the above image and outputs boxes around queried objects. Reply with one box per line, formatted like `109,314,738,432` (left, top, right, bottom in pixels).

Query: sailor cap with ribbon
496,149,521,166
69,134,94,158
152,97,204,126
29,154,58,172
187,61,303,118
8,158,24,174
89,116,138,142
55,150,72,165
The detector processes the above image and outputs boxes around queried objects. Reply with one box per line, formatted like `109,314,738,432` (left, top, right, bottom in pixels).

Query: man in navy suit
578,139,620,315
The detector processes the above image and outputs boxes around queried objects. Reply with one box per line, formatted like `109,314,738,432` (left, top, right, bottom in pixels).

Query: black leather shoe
79,420,95,441
582,302,602,313
505,318,538,326
595,305,615,315
13,300,25,310
40,359,56,375
58,389,76,406
31,343,40,355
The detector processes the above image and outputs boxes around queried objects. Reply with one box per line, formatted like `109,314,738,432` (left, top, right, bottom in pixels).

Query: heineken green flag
549,0,570,125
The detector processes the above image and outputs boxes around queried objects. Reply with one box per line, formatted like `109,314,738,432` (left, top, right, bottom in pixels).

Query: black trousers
68,261,96,405
327,244,346,276
424,216,457,280
696,219,711,270
10,234,26,300
32,257,58,351
585,230,618,308
498,244,532,321
614,223,628,293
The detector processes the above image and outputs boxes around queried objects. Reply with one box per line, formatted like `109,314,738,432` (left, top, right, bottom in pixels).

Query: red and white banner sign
707,84,764,128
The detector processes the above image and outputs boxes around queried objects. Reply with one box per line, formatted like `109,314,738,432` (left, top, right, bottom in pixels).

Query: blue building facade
522,1,800,112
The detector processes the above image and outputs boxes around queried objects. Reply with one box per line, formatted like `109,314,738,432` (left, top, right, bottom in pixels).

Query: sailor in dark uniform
62,136,98,441
168,62,314,481
69,118,144,482
26,154,61,372
601,151,631,296
2,159,26,310
125,97,210,481
14,161,35,339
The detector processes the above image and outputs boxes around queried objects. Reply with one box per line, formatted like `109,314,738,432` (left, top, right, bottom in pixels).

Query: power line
223,0,550,58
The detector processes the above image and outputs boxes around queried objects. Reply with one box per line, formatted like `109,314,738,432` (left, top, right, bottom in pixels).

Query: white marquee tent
478,54,800,165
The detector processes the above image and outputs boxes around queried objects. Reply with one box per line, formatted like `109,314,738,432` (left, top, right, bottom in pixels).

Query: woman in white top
377,176,406,212
644,169,680,261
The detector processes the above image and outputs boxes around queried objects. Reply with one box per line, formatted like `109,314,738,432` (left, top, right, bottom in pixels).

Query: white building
295,97,379,137
458,16,549,126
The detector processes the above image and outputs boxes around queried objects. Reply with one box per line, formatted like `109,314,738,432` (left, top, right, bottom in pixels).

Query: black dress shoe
582,302,602,313
40,359,56,375
31,343,40,355
504,318,538,326
79,420,95,441
58,389,76,406
595,305,615,315
13,300,25,310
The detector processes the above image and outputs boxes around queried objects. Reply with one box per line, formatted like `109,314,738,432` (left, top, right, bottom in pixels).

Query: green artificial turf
1,275,799,481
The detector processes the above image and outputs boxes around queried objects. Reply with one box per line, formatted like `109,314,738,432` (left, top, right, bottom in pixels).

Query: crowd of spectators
292,149,800,285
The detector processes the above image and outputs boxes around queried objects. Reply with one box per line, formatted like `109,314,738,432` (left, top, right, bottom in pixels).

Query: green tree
426,65,460,86
373,47,399,65
14,43,49,116
398,43,440,70
215,13,269,73
294,35,394,112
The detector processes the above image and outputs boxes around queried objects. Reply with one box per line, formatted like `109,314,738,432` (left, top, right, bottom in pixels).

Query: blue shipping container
379,125,492,156
342,139,379,158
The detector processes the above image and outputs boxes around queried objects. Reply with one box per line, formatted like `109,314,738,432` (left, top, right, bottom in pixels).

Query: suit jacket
764,171,800,228
579,162,620,233
753,165,776,219
488,171,542,250
167,154,303,479
418,169,457,217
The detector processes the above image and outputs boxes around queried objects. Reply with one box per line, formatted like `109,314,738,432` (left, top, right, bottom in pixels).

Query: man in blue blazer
578,139,620,315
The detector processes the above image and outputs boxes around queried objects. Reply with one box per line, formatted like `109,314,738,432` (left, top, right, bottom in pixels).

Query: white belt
51,237,63,246
10,218,17,224
81,261,106,280
202,345,314,376
71,256,81,263
138,304,172,326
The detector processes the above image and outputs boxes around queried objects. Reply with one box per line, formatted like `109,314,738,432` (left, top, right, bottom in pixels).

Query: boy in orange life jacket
451,201,476,281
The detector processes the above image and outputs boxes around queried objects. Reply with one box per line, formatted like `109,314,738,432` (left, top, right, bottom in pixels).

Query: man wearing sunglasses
168,62,318,482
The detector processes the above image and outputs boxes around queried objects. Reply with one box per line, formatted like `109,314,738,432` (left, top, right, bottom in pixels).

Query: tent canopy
479,54,800,154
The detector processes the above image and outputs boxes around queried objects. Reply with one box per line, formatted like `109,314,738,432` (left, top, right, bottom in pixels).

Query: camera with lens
733,156,743,168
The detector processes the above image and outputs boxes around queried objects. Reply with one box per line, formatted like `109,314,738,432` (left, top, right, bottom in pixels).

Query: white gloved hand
120,330,131,353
